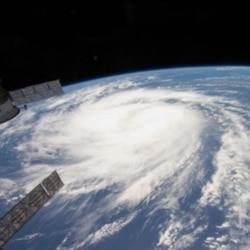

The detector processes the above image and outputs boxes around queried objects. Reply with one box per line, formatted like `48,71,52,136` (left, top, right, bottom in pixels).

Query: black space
1,1,250,91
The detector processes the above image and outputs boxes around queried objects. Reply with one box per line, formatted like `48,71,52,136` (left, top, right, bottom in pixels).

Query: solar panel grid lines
8,80,64,106
0,171,64,248
42,171,64,196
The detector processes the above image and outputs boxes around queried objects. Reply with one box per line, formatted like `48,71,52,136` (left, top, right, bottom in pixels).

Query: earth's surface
0,66,250,250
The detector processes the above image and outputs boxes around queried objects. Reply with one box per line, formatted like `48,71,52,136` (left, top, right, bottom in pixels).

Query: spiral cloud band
0,67,249,249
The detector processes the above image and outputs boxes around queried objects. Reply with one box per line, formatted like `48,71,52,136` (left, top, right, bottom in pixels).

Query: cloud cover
1,69,250,249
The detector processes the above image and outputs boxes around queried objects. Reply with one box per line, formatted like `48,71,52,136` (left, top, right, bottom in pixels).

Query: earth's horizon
0,66,250,249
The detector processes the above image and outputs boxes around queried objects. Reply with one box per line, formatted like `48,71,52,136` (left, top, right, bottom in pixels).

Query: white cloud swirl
0,69,250,249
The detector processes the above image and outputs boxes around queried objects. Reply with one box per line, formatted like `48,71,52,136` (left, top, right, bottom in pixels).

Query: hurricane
0,67,250,249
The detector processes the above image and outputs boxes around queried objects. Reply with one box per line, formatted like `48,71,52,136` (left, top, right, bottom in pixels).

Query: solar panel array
0,171,64,248
8,80,63,106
